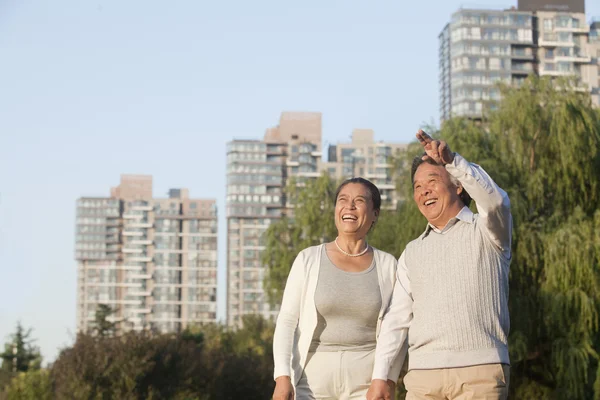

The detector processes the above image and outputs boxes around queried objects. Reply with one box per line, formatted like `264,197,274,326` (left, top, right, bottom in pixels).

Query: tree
262,173,339,304
92,304,117,337
0,323,42,397
262,76,600,399
438,76,600,399
0,323,42,376
50,319,276,400
4,369,52,400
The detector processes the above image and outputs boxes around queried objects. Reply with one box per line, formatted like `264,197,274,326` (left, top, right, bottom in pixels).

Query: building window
543,19,553,31
545,49,554,59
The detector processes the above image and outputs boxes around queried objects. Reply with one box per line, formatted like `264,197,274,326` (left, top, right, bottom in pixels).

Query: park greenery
263,76,600,399
1,77,599,399
0,315,276,399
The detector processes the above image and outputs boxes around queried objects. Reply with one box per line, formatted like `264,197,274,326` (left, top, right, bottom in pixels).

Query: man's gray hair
410,154,472,207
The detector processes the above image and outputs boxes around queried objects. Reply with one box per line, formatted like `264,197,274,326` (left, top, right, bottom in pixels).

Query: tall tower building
76,175,218,334
439,8,534,120
226,112,322,326
439,0,600,121
322,129,407,210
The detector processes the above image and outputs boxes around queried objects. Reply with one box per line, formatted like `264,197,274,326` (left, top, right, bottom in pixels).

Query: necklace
334,237,369,257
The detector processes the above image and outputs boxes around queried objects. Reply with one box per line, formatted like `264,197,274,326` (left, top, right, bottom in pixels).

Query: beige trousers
404,364,510,400
295,349,375,400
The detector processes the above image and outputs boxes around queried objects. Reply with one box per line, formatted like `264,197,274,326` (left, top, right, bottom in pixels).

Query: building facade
322,129,407,210
439,0,600,120
76,175,218,334
226,112,322,326
439,9,535,120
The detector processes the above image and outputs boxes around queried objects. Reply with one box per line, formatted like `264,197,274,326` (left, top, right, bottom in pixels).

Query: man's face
413,162,463,228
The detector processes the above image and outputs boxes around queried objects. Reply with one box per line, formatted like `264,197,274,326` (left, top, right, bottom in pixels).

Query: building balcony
554,25,589,34
511,67,534,75
131,205,153,211
122,231,144,236
122,248,144,254
539,69,573,77
128,222,152,228
127,290,152,297
297,171,320,178
129,273,152,280
538,35,575,47
555,54,592,63
378,183,396,190
131,239,152,245
365,173,387,179
129,308,152,314
129,256,152,262
286,160,299,167
123,214,145,220
511,51,534,60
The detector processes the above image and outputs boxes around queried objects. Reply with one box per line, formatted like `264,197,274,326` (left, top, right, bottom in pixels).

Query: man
367,130,512,400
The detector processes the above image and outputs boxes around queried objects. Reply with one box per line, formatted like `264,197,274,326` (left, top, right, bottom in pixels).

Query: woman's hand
273,376,294,400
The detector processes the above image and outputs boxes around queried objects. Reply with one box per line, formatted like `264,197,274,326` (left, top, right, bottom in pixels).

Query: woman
272,177,406,400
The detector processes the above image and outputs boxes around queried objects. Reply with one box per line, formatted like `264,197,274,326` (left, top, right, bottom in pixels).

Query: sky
1,0,599,364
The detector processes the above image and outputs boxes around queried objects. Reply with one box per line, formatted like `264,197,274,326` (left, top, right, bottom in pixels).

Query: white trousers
295,349,375,400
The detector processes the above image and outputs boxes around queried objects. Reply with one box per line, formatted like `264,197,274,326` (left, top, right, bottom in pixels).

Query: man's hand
416,129,454,165
366,378,395,400
272,376,294,400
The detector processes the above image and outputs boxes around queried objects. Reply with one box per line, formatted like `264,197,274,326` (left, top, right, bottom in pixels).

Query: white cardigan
273,243,407,386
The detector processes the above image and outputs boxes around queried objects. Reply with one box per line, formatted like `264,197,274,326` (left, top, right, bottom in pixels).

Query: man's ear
456,184,463,195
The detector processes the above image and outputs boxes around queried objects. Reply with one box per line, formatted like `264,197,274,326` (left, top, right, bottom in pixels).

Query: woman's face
334,183,379,238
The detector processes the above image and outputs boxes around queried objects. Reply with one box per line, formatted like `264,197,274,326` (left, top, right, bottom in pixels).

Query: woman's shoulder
371,247,399,266
297,244,324,259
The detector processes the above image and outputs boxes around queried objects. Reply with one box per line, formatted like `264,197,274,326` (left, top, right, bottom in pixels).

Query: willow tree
261,166,427,306
261,173,339,305
440,76,600,399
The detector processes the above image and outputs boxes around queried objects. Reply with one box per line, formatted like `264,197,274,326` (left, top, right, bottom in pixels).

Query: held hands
272,376,294,400
416,129,454,166
366,379,396,400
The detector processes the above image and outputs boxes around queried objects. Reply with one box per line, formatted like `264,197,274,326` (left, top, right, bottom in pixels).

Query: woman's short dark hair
334,177,381,211
410,154,472,207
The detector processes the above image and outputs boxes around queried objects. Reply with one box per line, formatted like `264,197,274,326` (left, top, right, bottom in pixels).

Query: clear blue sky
1,0,599,363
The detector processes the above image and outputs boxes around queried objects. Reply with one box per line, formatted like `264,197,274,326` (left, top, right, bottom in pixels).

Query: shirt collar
421,206,474,239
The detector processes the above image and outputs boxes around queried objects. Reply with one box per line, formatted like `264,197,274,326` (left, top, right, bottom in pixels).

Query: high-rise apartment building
226,112,322,326
322,129,407,209
76,175,218,334
439,0,600,121
439,9,535,120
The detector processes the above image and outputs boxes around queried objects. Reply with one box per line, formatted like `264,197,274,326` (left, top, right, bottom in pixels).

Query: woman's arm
273,251,307,380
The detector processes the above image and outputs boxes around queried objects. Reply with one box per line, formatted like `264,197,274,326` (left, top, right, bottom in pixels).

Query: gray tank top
309,249,381,352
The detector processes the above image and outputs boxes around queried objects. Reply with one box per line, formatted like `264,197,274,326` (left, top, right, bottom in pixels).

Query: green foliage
439,76,600,399
48,316,275,400
262,76,600,399
262,173,339,304
4,369,52,400
92,304,118,338
0,323,42,379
